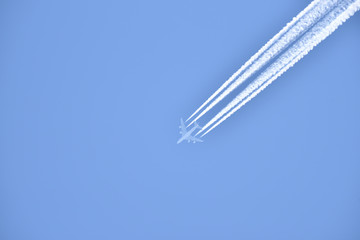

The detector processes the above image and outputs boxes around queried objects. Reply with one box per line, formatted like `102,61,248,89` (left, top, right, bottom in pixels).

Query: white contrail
198,0,360,137
186,0,340,127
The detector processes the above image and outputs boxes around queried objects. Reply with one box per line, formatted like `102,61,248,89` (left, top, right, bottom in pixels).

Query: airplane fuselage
177,126,198,144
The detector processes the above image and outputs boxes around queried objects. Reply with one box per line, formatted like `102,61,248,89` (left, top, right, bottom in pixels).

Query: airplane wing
179,118,187,136
188,135,203,143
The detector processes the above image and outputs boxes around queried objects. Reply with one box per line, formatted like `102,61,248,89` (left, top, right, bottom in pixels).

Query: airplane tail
194,121,202,130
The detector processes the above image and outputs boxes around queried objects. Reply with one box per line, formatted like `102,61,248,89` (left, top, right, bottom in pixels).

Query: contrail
198,0,360,137
186,0,341,127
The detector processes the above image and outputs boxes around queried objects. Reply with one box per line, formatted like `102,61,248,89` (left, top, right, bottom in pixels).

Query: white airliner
177,118,203,144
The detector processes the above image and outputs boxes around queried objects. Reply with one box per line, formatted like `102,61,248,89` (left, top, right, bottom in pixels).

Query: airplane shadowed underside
177,118,203,144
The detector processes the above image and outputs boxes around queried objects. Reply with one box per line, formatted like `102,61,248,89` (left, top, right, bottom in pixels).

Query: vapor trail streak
186,0,340,126
198,0,360,136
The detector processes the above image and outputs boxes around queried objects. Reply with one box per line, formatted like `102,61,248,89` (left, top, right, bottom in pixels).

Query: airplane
177,118,203,144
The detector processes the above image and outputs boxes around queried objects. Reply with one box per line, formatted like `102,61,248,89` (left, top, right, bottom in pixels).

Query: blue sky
1,0,360,239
